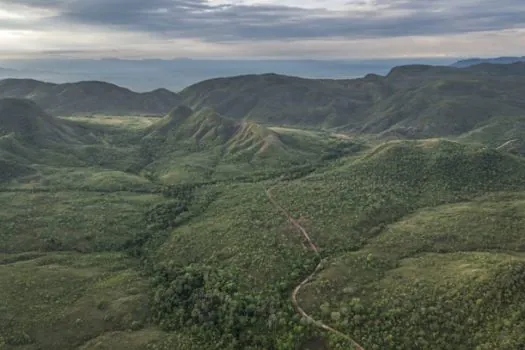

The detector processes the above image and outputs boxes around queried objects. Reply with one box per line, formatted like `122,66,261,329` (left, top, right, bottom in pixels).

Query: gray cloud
2,0,525,42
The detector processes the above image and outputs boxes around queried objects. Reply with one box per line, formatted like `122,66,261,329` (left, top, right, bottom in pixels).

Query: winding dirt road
266,187,365,350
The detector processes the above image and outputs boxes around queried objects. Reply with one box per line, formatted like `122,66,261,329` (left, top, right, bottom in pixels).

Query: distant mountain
180,73,385,129
452,56,525,68
3,62,525,139
180,63,525,137
0,79,181,116
0,58,455,92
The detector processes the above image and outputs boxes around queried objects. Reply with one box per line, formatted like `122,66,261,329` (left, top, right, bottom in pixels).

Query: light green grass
0,191,166,253
0,252,154,350
59,115,159,130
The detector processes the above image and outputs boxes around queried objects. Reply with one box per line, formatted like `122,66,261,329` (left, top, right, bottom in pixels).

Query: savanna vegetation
1,62,525,349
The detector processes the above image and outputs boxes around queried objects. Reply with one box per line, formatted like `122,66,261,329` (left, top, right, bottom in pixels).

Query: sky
0,0,524,59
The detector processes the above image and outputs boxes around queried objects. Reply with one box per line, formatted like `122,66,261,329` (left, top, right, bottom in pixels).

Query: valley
1,62,525,349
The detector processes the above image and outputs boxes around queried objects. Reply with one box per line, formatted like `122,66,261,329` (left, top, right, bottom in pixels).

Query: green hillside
458,115,525,155
2,63,525,350
0,99,156,191
3,124,525,349
3,63,525,139
0,79,181,116
179,63,525,138
139,106,361,183
179,73,384,129
0,98,80,143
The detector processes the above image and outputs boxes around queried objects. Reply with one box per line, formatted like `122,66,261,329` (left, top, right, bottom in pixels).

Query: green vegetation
269,142,525,349
139,106,361,184
0,253,151,349
0,79,180,116
59,115,160,129
0,191,165,253
459,115,525,155
2,63,525,349
179,63,525,138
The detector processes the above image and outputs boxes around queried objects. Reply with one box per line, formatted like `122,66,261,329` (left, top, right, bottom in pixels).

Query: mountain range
3,62,525,139
0,57,456,92
2,61,525,350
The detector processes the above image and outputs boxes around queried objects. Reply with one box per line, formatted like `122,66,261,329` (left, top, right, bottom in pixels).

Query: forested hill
0,79,181,116
2,61,525,349
179,62,525,137
2,63,525,138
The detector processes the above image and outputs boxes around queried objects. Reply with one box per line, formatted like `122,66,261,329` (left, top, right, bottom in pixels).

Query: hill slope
179,73,384,128
0,99,157,190
145,139,525,349
0,98,80,143
0,79,181,116
459,115,525,155
179,63,525,138
4,63,525,138
140,106,360,183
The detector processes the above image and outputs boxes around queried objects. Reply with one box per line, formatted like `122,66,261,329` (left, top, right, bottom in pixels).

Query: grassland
0,252,152,349
59,115,160,131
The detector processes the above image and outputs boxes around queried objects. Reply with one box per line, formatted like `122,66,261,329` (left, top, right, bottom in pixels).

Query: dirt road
266,187,364,350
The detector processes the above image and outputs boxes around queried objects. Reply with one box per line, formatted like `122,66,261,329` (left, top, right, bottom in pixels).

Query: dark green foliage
0,158,35,181
150,263,307,349
0,98,80,144
145,201,189,230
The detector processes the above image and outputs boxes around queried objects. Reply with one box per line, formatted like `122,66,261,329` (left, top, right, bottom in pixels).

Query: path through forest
266,187,365,350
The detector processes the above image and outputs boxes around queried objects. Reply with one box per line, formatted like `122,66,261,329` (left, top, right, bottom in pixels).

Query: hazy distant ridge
452,56,525,68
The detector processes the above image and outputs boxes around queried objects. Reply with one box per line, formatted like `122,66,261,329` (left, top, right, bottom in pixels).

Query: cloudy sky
1,0,524,59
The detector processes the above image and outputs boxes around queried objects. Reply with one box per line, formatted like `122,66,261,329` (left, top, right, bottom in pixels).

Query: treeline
149,262,316,349
126,183,329,349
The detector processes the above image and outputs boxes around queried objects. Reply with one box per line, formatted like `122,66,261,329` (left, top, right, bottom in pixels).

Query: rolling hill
139,106,361,183
0,98,86,181
0,79,181,116
459,115,525,155
0,98,81,143
178,73,385,129
2,62,525,350
179,63,525,138
3,63,525,141
0,99,158,190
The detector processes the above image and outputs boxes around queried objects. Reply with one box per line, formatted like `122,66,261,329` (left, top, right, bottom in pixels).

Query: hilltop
3,63,525,140
179,73,383,128
140,106,360,183
179,63,525,137
0,79,181,116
